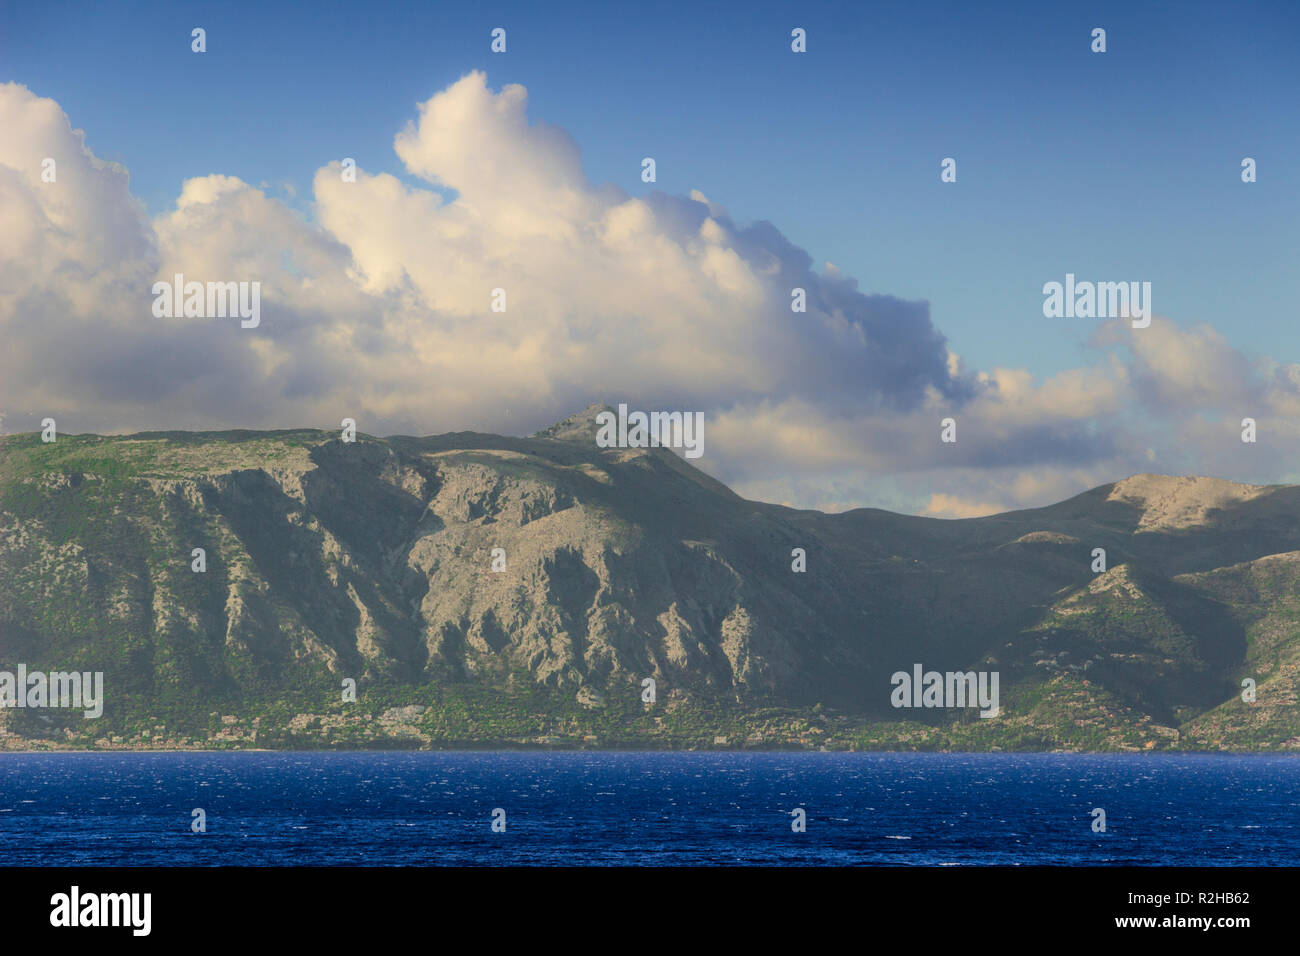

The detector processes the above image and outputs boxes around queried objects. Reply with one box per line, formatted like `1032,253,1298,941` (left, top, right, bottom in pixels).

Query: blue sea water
0,752,1295,865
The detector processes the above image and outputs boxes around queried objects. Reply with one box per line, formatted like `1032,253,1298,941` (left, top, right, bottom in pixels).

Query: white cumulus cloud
1,74,1296,515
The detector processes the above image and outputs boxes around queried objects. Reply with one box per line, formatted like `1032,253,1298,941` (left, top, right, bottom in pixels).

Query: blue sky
2,0,1299,515
6,0,1297,377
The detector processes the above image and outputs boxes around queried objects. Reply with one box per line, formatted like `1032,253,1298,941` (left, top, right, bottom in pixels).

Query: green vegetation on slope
2,423,1299,751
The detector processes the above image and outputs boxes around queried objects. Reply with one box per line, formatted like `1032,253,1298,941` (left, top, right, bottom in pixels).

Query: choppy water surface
1,752,1295,865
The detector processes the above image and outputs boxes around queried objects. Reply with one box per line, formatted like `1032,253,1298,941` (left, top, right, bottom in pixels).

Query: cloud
921,493,1011,520
0,74,1297,516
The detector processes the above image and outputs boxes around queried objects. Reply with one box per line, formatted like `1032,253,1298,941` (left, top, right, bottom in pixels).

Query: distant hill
1,406,1297,751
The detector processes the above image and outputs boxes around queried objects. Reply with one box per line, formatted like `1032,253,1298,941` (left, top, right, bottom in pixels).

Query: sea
1,751,1295,866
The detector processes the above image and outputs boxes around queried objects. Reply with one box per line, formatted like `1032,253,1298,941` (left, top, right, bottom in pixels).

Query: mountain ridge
1,410,1297,751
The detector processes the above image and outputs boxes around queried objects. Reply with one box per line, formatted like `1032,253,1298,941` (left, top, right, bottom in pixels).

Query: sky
1,0,1298,516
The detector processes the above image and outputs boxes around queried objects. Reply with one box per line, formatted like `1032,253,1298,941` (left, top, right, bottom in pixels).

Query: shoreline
0,747,1291,756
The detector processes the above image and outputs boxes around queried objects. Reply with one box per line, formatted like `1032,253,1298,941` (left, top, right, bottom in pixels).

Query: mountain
1,407,1297,751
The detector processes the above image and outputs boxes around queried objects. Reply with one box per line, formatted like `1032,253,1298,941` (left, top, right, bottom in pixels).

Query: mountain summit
532,402,614,443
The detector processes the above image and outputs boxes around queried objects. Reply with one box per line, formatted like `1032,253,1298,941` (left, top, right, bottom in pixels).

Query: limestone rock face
5,414,1300,747
0,417,859,709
